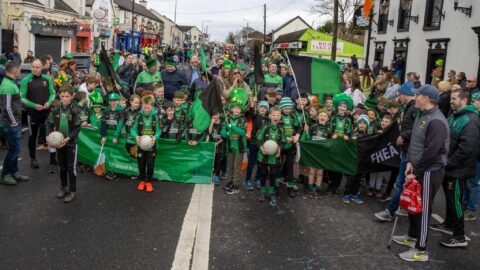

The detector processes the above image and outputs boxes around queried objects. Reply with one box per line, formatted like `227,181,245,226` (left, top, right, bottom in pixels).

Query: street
0,136,479,270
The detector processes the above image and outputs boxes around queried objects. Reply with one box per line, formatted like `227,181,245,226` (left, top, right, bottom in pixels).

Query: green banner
77,127,215,184
299,139,358,176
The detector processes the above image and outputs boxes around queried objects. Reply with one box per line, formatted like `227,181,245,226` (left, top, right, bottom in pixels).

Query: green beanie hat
165,54,176,66
108,92,121,101
279,97,294,109
146,56,158,69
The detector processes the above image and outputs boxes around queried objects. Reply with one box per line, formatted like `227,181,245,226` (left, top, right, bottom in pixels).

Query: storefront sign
311,40,344,52
31,24,76,37
273,41,302,49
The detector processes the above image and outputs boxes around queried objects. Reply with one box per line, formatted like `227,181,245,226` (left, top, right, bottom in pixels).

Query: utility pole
365,5,374,67
0,2,3,54
263,3,266,53
331,0,338,61
131,0,135,53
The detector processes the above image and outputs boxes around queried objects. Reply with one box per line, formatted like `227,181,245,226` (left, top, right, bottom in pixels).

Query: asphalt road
0,135,479,270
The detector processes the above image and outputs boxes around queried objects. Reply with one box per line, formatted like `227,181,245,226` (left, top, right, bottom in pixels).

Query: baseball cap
412,84,439,102
398,81,415,96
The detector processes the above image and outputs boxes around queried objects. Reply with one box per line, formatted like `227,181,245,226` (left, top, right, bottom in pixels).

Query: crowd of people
0,46,479,263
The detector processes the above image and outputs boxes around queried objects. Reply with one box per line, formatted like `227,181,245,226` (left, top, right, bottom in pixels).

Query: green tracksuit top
256,123,286,165
221,114,247,153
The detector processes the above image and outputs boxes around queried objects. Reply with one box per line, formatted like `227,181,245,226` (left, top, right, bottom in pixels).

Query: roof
177,25,193,32
273,29,308,43
23,0,43,5
113,0,162,22
54,0,77,14
273,16,311,34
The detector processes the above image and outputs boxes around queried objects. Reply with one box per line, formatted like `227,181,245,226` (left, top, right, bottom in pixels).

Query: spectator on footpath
463,94,480,221
24,50,35,64
7,46,21,66
375,81,418,222
430,87,479,248
0,62,30,185
465,76,478,95
392,84,449,262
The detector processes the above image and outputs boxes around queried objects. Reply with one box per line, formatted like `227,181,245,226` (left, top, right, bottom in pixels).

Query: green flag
287,54,341,96
299,139,358,175
77,127,215,184
188,78,223,133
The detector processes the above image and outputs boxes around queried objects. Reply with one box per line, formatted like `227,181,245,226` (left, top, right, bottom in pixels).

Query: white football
47,131,64,147
263,140,278,155
139,135,154,151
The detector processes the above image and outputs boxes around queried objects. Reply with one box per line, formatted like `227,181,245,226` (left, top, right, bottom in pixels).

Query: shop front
115,31,142,53
30,19,77,63
71,24,92,53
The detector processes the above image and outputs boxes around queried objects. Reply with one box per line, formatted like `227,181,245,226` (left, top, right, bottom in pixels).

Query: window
397,0,412,32
377,0,390,34
424,0,444,30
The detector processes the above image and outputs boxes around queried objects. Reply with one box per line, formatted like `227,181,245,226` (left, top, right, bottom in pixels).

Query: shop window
424,0,444,31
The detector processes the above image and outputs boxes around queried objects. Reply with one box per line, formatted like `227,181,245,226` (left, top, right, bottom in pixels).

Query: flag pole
284,51,308,127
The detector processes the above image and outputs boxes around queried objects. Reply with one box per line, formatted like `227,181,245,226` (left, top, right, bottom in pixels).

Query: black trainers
287,187,296,198
31,158,39,169
225,185,239,195
429,223,453,235
440,237,468,248
48,164,57,174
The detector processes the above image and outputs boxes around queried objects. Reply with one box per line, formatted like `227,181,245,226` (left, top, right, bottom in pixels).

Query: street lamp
453,0,472,17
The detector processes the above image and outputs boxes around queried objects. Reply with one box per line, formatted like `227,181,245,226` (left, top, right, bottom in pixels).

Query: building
273,28,364,64
86,0,116,52
111,0,164,53
272,16,311,45
364,0,480,85
2,0,92,63
149,10,182,48
178,25,205,47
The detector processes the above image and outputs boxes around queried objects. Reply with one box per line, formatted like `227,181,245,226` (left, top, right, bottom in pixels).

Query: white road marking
432,213,471,241
171,184,214,270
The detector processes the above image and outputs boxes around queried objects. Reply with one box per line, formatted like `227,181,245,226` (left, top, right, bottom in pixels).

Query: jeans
464,162,480,212
246,143,259,181
2,124,22,177
387,151,408,215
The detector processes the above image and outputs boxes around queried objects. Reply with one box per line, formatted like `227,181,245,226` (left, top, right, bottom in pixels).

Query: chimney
139,0,147,7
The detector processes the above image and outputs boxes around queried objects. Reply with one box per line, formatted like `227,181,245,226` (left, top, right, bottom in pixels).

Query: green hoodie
131,109,161,151
221,114,247,153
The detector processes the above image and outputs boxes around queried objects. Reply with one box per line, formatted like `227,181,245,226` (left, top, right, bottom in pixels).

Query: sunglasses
233,72,239,75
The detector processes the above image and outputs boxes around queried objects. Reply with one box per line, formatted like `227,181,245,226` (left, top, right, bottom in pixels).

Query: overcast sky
147,0,325,41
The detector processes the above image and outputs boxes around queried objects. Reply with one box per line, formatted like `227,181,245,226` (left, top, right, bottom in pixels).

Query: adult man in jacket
392,84,450,262
430,87,480,248
0,62,29,185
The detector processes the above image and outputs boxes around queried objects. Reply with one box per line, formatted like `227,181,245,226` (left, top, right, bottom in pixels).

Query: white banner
311,40,344,52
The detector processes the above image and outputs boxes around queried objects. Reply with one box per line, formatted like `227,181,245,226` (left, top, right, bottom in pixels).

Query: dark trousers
28,112,49,159
281,147,296,183
246,143,259,181
57,144,77,192
138,149,155,182
344,174,361,196
407,169,444,251
385,167,400,196
327,171,343,190
2,124,22,177
214,153,224,177
443,177,465,239
259,163,280,189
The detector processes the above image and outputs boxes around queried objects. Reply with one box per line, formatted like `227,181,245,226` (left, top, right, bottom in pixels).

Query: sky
147,0,326,41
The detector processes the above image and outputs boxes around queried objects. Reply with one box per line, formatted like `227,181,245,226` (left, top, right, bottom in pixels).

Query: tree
311,0,362,38
317,20,334,34
226,31,235,44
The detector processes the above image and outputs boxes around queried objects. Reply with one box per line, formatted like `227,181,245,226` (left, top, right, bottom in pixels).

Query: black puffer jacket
399,99,418,151
118,63,139,87
446,104,480,179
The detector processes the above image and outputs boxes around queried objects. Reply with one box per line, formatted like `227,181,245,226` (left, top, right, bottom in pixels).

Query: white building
149,9,182,48
272,16,311,45
178,25,205,47
364,0,480,84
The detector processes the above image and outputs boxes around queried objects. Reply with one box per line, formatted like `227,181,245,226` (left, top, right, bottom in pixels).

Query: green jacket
88,111,103,130
330,114,352,137
20,73,55,109
263,73,282,87
280,112,299,149
100,105,124,138
135,70,162,87
0,76,22,125
124,107,140,144
256,123,286,165
221,114,247,153
131,110,161,151
47,103,81,145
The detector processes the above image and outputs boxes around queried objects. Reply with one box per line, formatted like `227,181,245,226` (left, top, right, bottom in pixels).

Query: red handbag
399,177,423,214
